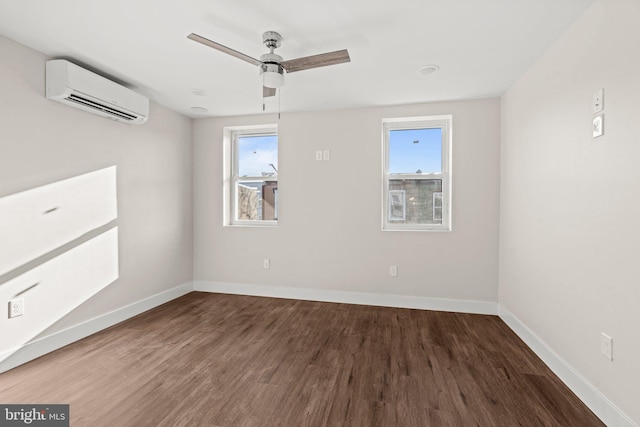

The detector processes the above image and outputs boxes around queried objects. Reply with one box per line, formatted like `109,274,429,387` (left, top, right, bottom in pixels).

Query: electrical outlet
315,150,323,161
593,114,604,138
263,258,270,269
323,150,331,161
8,298,24,318
389,265,398,277
600,333,613,361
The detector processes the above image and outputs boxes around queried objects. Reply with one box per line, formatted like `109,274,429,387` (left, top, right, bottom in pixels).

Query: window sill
225,222,278,228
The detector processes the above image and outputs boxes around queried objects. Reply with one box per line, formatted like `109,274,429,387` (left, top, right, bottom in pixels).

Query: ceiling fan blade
187,33,261,66
263,86,276,97
281,49,350,73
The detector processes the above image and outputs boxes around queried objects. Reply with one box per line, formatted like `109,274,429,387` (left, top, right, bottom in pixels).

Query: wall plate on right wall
592,88,604,114
593,114,604,138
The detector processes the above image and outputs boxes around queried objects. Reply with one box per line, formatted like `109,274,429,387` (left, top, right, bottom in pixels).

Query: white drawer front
0,166,117,275
0,227,119,360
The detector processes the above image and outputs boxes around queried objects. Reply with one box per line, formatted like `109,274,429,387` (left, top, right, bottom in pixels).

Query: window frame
224,124,278,227
382,115,452,231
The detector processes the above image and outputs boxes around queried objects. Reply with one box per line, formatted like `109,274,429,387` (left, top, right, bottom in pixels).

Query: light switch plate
601,333,613,361
593,89,604,114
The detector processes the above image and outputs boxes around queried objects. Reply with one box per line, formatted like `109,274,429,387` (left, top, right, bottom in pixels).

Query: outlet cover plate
8,298,24,318
389,265,398,277
593,114,604,138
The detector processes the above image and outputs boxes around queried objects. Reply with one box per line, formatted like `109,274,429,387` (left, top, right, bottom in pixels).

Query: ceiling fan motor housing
262,31,282,49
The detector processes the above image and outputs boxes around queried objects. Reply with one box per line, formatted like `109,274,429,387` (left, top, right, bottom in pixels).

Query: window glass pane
389,128,442,174
388,179,442,225
236,181,278,221
237,135,278,177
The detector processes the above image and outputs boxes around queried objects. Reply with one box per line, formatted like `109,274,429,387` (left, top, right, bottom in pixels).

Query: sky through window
388,128,442,174
237,135,278,177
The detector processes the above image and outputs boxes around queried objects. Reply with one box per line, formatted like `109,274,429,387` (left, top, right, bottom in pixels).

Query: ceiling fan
187,31,350,98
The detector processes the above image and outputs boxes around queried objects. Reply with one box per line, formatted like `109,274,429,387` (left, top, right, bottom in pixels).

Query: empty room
0,0,638,425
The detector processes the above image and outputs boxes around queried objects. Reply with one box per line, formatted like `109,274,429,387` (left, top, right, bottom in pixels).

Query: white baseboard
499,305,637,427
193,281,498,315
0,282,193,374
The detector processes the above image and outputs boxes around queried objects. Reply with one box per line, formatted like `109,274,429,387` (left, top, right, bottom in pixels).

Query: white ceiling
0,0,594,118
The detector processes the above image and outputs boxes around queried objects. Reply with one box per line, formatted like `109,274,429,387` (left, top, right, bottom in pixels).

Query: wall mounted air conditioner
46,59,149,125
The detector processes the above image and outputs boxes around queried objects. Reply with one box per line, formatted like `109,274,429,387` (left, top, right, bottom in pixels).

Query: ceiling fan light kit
188,30,350,102
261,65,284,89
260,52,284,89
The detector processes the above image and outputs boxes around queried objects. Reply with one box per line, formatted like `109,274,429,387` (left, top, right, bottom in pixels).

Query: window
383,116,451,231
226,125,278,226
389,190,406,221
433,192,443,221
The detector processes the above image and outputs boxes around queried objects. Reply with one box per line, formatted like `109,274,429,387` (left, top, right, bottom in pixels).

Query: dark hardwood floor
0,292,604,426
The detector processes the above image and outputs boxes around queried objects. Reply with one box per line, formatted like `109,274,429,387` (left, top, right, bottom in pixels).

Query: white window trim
223,124,278,227
382,115,452,231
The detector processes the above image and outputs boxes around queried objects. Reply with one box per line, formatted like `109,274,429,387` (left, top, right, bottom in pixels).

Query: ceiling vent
45,59,149,125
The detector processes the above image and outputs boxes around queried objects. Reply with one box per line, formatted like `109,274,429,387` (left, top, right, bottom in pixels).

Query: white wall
194,99,500,303
0,35,193,339
500,0,640,424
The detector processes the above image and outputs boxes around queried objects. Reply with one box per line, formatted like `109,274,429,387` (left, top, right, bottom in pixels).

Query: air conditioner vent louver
66,94,137,121
46,59,149,125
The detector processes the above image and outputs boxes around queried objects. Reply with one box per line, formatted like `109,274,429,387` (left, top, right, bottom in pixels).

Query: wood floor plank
0,292,604,426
